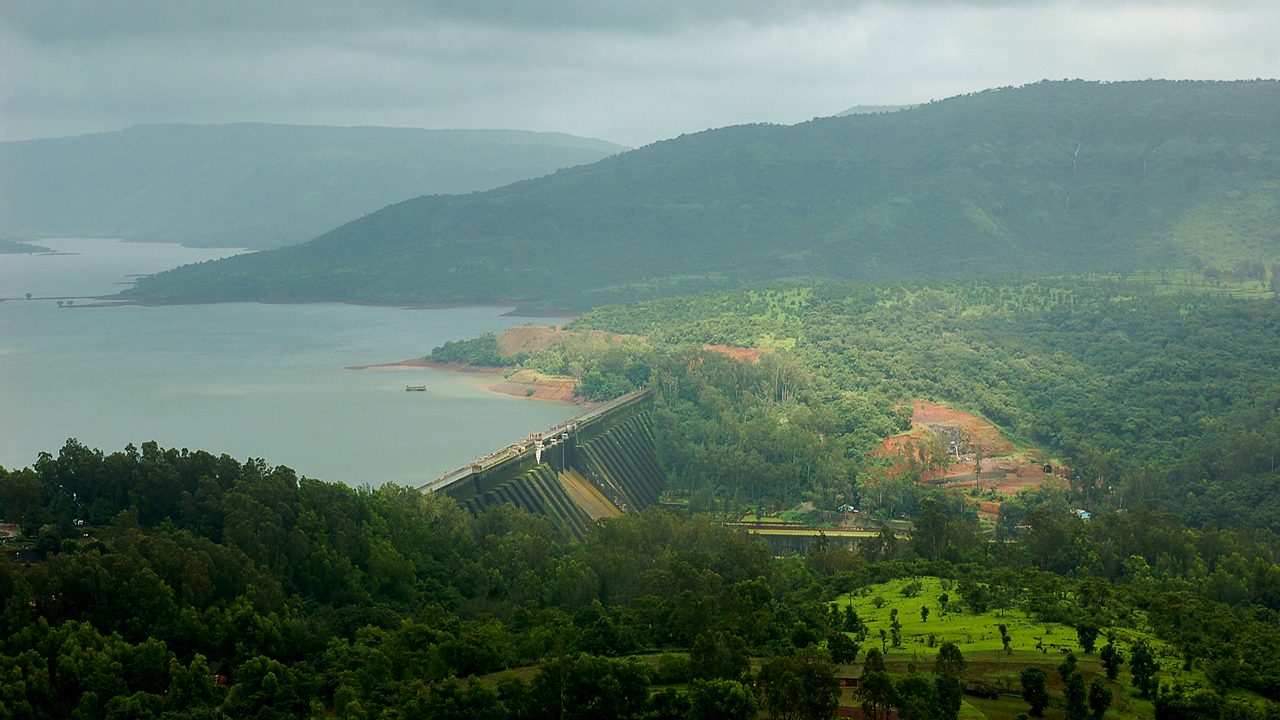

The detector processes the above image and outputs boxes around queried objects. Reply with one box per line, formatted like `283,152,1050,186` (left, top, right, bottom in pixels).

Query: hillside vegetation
1,441,1278,719
0,124,624,249
124,80,1280,307
426,278,1280,533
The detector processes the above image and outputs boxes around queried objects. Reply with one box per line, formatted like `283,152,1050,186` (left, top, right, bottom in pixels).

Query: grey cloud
4,0,1125,43
2,1,1277,147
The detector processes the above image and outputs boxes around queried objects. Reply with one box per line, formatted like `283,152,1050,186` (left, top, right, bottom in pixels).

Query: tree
756,647,839,720
402,677,504,720
1154,682,1224,720
1087,677,1112,720
0,469,45,525
896,673,939,720
687,679,757,720
221,655,305,720
1059,654,1088,720
645,687,691,720
921,606,930,622
910,497,980,562
826,631,860,665
526,653,650,720
856,649,896,720
934,642,967,720
1130,640,1158,699
1099,640,1123,680
690,630,749,681
1020,667,1050,717
999,624,1012,654
1076,624,1100,654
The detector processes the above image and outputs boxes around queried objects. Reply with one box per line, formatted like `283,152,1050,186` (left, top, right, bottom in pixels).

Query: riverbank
348,358,587,405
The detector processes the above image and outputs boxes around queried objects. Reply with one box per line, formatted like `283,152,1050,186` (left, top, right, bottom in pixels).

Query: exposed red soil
875,399,1054,504
489,369,585,404
909,399,1013,454
496,324,637,358
496,325,572,356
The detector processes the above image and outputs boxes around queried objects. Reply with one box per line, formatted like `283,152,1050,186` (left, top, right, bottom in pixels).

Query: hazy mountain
125,80,1280,309
0,124,625,248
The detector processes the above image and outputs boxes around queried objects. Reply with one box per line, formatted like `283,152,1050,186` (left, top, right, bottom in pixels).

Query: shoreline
98,294,583,317
347,357,589,406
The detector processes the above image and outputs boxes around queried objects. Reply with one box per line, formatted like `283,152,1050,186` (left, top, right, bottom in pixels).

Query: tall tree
1020,667,1050,717
856,649,897,720
934,642,967,720
1130,641,1158,699
756,647,839,720
1099,640,1124,680
1088,677,1113,720
1076,624,1100,654
1059,654,1090,720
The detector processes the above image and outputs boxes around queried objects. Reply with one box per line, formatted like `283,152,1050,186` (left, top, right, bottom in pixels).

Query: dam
420,389,665,537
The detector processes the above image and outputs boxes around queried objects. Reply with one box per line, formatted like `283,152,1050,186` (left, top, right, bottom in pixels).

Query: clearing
877,400,1060,520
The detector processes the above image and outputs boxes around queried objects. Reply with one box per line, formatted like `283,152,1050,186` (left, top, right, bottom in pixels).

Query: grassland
830,576,1275,719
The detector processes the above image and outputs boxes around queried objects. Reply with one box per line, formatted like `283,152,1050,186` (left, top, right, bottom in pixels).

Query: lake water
0,238,577,487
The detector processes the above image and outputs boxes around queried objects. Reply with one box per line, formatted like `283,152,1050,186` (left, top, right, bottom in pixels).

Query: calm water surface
0,239,576,486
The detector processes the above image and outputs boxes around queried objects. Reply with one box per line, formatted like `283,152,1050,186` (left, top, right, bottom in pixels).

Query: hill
121,80,1280,308
0,123,625,248
837,103,916,115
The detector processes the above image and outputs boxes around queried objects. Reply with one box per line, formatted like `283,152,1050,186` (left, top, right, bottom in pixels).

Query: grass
830,576,1176,720
836,577,1065,657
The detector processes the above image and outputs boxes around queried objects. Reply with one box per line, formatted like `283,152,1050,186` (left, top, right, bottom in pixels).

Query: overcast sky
3,0,1278,147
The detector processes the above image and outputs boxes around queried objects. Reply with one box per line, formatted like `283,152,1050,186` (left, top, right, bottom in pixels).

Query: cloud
2,1,1277,146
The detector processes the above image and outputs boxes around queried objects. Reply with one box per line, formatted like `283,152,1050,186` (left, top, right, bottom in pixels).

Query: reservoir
0,238,577,487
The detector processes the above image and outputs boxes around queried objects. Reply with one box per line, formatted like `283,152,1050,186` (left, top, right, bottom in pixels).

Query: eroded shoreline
348,357,588,405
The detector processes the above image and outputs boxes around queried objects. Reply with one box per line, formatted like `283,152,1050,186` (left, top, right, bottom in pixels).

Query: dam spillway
420,389,663,537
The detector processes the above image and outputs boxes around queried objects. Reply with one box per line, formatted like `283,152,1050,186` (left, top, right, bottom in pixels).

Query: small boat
405,385,427,392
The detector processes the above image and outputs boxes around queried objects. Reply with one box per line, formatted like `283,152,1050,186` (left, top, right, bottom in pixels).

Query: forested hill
122,80,1280,309
0,124,625,248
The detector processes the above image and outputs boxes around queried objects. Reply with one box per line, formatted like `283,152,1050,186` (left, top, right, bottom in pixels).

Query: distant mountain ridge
123,80,1280,308
0,123,626,248
837,104,916,115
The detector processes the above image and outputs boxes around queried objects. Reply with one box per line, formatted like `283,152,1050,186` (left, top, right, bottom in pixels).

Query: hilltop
0,123,625,249
122,80,1280,308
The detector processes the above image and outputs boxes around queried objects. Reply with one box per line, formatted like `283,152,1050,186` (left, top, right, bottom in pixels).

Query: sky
3,1,1278,148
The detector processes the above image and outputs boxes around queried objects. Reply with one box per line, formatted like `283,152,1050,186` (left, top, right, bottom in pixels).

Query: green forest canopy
124,80,1280,307
433,277,1280,533
1,440,1278,718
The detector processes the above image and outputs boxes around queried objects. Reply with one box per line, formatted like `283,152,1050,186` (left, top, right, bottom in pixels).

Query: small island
0,239,52,254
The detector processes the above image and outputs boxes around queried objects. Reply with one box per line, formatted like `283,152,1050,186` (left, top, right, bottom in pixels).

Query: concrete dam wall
420,389,665,537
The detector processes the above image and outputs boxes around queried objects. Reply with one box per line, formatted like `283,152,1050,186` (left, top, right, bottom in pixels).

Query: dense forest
4,276,1280,717
124,80,1280,307
432,278,1279,534
1,439,1278,719
0,124,623,249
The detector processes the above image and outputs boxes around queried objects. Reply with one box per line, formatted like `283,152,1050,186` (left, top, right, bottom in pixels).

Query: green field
830,576,1272,720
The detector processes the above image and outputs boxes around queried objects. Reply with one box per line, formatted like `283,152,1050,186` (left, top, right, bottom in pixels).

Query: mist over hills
0,123,625,249
125,80,1280,308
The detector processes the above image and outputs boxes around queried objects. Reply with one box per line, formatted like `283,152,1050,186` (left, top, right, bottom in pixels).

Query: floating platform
405,385,427,392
